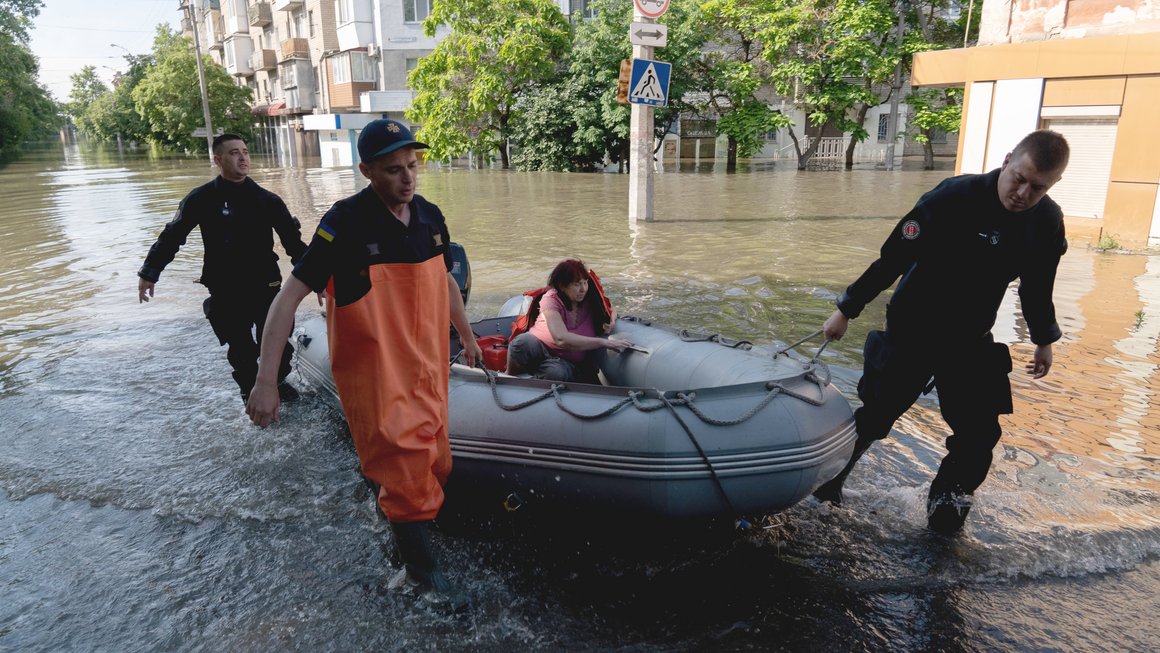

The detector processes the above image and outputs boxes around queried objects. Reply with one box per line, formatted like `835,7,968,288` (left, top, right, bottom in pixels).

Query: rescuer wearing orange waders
245,119,481,608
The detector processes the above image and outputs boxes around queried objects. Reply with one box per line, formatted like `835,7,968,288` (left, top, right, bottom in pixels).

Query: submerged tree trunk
846,104,871,170
726,135,738,173
923,139,935,170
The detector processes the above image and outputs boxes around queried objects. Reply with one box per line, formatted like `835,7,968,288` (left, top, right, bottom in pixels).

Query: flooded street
1,145,1157,651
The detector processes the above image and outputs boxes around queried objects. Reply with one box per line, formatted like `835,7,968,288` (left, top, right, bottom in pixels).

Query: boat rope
653,388,741,518
677,329,754,350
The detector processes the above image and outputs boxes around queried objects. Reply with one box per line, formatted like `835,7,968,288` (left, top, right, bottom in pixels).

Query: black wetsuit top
138,176,306,292
836,168,1067,346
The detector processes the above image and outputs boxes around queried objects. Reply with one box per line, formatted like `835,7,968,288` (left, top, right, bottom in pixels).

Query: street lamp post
179,0,215,164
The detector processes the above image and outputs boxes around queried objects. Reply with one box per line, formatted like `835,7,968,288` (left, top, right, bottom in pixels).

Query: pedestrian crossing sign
629,58,671,107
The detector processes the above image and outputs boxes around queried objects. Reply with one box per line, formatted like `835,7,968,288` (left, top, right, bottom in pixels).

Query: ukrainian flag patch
316,224,336,242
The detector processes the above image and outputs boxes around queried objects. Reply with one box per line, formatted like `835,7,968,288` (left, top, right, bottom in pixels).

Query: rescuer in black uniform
137,133,308,404
812,130,1071,535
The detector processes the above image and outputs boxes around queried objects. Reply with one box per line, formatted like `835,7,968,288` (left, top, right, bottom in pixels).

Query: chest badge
978,231,1000,245
901,220,920,240
221,201,230,217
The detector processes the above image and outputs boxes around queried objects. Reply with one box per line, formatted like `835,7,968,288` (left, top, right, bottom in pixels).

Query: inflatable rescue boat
293,307,856,522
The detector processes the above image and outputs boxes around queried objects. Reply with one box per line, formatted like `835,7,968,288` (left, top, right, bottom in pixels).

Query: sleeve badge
901,220,921,240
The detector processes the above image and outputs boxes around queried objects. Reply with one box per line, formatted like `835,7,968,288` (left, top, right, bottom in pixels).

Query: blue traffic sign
628,58,671,107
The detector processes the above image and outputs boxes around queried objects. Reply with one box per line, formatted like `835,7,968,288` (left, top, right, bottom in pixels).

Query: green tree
407,0,572,168
904,0,977,169
541,0,707,172
697,0,791,172
0,0,61,161
67,66,111,137
757,0,898,170
132,26,253,152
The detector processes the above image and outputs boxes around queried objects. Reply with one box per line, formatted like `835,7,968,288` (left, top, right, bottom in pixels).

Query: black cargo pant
203,285,293,397
855,330,1014,499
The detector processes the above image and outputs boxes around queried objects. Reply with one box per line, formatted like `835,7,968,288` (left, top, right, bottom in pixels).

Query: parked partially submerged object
295,311,855,522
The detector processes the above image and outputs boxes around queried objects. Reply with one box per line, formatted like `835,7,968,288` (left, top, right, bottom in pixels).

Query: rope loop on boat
482,368,556,411
677,329,753,350
550,384,637,420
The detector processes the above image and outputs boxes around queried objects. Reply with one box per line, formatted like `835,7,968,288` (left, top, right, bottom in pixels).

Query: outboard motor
449,242,471,305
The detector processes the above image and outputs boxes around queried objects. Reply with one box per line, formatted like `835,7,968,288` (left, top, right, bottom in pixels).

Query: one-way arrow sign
629,21,668,48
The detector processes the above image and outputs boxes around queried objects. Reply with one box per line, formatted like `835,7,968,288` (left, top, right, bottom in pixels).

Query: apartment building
913,0,1160,248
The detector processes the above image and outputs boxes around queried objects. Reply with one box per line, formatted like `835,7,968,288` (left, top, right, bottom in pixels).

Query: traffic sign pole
629,10,653,222
628,0,670,223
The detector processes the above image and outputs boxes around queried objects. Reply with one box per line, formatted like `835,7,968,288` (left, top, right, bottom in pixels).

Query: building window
573,0,596,19
225,43,235,67
336,0,354,24
330,51,375,84
762,129,777,142
350,51,375,82
308,10,315,37
404,0,432,23
877,114,889,143
330,54,349,84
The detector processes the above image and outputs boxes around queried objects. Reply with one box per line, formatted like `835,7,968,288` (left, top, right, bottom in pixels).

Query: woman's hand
605,336,632,352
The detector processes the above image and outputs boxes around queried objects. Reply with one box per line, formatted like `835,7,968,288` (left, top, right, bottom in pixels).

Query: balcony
272,0,303,10
284,88,314,113
250,49,276,72
280,37,309,60
206,12,225,50
248,2,272,27
360,90,415,113
224,35,253,77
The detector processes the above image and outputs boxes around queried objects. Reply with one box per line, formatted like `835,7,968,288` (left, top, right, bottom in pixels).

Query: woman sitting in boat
505,259,633,383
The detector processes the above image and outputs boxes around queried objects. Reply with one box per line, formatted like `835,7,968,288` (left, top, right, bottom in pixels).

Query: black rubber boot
812,437,874,506
926,490,971,536
389,521,470,612
277,380,300,403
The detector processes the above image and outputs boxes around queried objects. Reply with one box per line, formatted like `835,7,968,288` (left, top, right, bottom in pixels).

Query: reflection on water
0,144,1157,651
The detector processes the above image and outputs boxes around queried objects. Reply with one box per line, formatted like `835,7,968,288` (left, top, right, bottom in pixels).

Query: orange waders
325,255,451,523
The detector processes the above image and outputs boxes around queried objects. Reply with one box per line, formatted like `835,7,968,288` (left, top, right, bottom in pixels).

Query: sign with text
632,0,670,19
629,21,668,48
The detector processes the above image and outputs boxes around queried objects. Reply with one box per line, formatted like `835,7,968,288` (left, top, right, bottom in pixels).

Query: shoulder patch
316,224,336,242
901,219,921,240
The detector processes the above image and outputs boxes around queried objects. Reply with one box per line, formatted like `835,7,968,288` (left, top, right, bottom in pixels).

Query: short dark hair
547,259,589,310
212,133,246,155
1011,129,1069,173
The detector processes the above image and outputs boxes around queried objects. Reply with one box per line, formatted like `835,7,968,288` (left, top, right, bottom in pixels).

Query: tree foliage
68,66,110,137
131,26,254,153
905,0,975,169
509,0,708,172
756,0,899,169
0,0,61,161
696,0,791,171
407,0,572,168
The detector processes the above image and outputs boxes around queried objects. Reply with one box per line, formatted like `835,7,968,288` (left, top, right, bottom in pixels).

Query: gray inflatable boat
294,312,855,522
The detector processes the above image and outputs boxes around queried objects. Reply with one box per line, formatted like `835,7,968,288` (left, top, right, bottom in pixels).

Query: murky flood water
1,145,1157,652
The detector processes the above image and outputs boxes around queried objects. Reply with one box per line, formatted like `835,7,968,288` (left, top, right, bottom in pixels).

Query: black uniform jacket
138,176,306,292
836,168,1067,346
292,188,453,307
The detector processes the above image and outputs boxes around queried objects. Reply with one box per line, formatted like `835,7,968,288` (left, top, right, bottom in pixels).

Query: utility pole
628,7,654,223
884,0,907,171
181,0,215,164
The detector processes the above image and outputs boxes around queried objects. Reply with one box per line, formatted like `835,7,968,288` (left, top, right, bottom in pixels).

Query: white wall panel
983,78,1045,172
960,82,994,174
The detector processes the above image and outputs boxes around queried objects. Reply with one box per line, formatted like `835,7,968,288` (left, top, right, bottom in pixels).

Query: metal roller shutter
1042,118,1118,219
